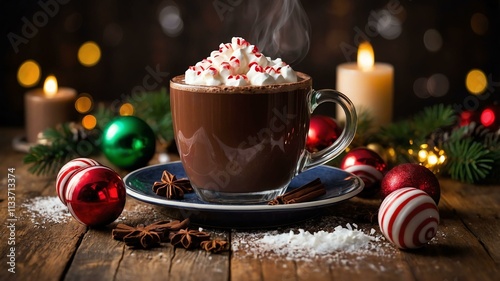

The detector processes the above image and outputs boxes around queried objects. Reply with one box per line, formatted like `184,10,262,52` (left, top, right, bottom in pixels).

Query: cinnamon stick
268,178,326,205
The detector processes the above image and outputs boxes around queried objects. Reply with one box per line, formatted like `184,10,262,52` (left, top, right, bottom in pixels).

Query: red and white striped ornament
378,187,439,249
340,147,387,197
56,158,100,205
64,165,126,226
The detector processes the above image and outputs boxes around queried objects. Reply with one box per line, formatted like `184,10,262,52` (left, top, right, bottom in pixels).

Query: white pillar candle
336,42,394,130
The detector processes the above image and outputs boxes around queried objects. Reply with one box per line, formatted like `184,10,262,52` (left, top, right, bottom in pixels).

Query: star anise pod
200,239,228,253
169,228,211,249
149,218,190,236
112,219,190,249
152,170,193,199
112,223,162,249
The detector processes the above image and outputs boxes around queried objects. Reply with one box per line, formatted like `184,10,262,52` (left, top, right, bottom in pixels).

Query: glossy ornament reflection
101,116,156,170
340,147,387,197
65,165,126,226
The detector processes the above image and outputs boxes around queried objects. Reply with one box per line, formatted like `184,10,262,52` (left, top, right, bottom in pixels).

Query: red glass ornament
340,147,388,197
380,163,440,205
306,115,341,152
56,158,101,205
64,165,126,226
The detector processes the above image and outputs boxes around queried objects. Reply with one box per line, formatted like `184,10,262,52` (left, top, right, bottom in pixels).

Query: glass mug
170,72,357,204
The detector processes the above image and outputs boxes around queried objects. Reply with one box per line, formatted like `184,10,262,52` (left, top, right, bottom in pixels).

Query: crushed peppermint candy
185,37,297,86
22,196,72,227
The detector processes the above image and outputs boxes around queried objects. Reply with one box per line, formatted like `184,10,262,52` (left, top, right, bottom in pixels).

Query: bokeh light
466,69,487,95
329,0,352,17
480,108,495,127
78,41,101,67
17,60,41,87
471,12,488,35
423,29,443,52
103,23,123,46
427,73,449,97
459,110,474,126
119,103,134,116
413,77,430,98
64,12,82,33
82,114,97,130
414,73,450,98
411,143,446,172
158,2,184,37
75,94,93,113
376,10,402,40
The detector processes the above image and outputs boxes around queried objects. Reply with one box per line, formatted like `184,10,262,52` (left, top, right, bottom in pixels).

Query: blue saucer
123,161,363,228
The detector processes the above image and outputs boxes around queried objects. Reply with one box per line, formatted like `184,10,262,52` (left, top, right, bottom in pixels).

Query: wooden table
1,127,499,281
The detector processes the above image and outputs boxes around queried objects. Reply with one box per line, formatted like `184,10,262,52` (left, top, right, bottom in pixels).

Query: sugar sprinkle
22,196,72,227
232,217,398,268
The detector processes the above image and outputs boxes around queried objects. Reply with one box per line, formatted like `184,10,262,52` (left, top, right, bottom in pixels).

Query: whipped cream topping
185,37,298,86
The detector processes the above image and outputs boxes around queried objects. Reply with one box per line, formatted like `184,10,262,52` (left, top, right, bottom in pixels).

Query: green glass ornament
101,116,156,169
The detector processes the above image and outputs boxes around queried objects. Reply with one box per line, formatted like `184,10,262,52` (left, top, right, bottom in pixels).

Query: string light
408,143,446,172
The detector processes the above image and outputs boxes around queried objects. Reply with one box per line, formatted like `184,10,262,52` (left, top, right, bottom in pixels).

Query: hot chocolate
171,37,357,203
171,73,312,202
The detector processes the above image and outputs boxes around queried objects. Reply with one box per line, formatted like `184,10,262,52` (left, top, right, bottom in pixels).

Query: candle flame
43,75,58,98
357,42,374,71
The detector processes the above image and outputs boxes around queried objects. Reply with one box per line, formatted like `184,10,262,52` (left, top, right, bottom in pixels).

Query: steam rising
227,0,311,65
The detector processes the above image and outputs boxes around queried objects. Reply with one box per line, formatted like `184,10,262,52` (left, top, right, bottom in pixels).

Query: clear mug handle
297,89,357,173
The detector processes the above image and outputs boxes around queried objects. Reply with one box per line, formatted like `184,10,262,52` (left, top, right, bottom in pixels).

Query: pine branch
93,102,115,129
94,88,174,142
443,138,494,183
23,123,100,176
482,128,500,183
350,109,374,147
475,126,500,151
413,104,456,137
375,104,456,147
127,87,173,142
24,142,78,176
377,120,413,147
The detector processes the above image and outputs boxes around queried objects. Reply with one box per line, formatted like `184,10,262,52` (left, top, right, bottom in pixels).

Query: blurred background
1,0,499,127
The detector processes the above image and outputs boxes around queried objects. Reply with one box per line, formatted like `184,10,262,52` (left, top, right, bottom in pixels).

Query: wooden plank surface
1,127,499,281
64,198,231,281
0,129,88,281
440,178,500,263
